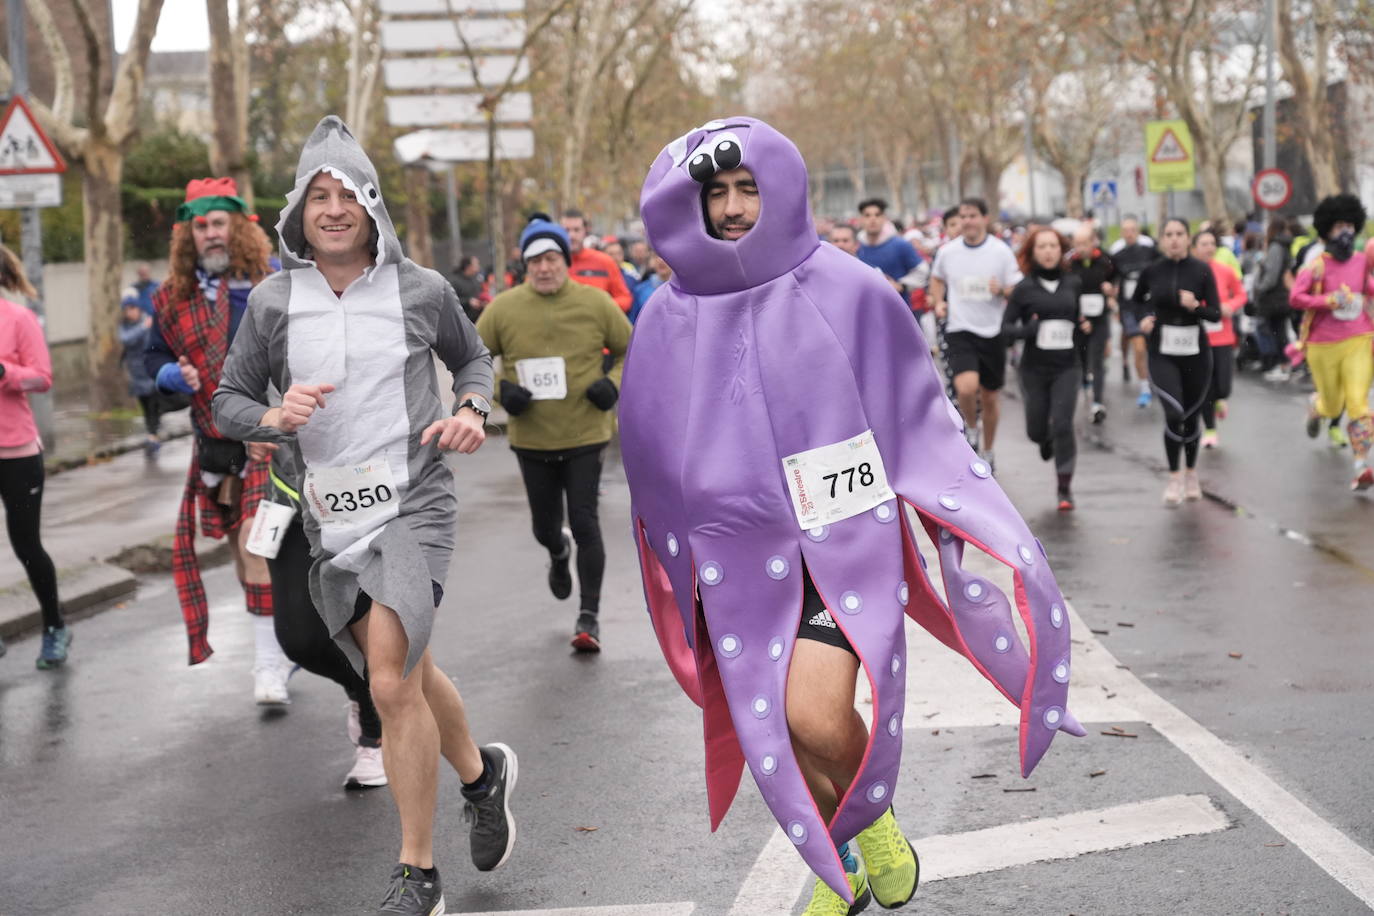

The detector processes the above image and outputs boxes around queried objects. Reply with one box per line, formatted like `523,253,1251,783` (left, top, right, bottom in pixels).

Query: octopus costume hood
620,117,1082,901
212,117,493,677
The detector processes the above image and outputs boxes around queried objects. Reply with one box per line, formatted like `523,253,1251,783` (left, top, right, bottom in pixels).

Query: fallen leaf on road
1090,628,1110,635
1003,787,1037,793
574,826,599,833
1229,652,1243,659
1265,843,1286,847
930,729,939,735
1117,621,1135,628
1100,730,1138,738
1089,770,1106,778
923,712,939,719
971,773,997,780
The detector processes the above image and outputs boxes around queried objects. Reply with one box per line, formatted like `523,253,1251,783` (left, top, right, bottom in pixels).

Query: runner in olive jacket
477,216,633,651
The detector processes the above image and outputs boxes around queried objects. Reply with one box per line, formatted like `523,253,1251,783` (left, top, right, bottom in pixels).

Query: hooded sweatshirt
213,116,493,677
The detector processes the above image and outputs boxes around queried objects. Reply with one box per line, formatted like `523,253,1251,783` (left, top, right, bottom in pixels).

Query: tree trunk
1193,134,1229,221
978,153,1001,207
486,118,505,295
84,141,127,412
1063,170,1085,219
404,166,434,268
206,0,253,202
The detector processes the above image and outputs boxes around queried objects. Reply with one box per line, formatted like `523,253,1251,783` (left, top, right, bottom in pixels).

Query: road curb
0,562,137,640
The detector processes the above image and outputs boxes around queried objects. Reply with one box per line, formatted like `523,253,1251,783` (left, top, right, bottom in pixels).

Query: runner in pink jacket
0,244,68,666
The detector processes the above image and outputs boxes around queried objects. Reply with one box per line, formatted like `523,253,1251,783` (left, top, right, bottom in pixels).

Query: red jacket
1205,259,1245,348
570,248,632,312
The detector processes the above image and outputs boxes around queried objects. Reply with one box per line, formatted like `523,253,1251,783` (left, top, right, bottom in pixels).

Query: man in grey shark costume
214,116,518,916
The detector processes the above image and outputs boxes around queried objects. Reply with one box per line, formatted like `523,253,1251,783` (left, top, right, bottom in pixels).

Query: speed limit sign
1252,169,1293,210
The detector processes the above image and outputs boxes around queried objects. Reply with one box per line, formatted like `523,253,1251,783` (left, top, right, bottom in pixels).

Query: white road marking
1085,609,1374,907
916,793,1227,883
463,906,694,916
730,795,1228,913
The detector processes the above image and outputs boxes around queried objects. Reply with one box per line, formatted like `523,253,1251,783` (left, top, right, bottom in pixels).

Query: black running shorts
945,330,1007,391
795,566,857,656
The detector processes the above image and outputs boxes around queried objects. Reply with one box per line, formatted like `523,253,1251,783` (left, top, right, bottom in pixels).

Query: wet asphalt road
2,344,1373,916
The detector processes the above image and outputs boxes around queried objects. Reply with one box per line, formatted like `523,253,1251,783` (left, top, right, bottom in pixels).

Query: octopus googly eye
711,133,743,171
687,151,716,183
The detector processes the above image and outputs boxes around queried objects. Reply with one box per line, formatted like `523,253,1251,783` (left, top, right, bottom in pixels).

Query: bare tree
345,0,383,146
207,0,253,202
1275,0,1342,197
0,0,165,410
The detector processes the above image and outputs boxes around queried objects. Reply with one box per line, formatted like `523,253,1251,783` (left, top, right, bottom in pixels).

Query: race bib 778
782,430,895,531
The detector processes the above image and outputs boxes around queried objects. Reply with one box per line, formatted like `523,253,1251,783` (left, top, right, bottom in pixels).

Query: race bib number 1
245,500,297,559
515,356,568,400
782,430,895,531
304,457,399,529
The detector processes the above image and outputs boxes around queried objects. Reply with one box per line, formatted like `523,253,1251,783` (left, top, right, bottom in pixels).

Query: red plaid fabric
156,278,274,664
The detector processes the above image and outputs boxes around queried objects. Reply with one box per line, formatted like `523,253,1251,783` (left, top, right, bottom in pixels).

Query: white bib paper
246,500,297,559
1333,292,1366,322
959,275,992,300
782,430,895,531
1035,319,1075,351
303,456,400,529
1123,277,1138,302
1159,324,1201,357
1080,293,1105,318
1202,318,1225,334
515,356,568,400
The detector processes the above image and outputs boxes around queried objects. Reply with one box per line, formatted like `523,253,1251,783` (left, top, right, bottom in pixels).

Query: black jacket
1004,273,1084,370
1130,255,1222,356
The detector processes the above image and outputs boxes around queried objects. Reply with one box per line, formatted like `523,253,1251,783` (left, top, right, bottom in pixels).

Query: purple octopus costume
619,117,1083,902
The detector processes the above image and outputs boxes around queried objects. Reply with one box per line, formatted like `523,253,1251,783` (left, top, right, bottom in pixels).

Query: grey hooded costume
213,116,493,676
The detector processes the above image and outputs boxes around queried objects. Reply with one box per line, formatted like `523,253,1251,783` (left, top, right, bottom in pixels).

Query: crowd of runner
1,109,1372,916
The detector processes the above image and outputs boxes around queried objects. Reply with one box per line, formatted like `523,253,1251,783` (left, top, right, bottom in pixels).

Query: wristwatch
457,395,492,420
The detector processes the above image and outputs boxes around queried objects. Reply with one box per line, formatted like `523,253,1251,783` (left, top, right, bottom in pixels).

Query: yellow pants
1307,333,1374,420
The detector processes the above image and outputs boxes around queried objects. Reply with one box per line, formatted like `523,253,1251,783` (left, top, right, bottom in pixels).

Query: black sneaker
377,864,444,915
548,530,572,600
463,743,518,871
571,612,601,653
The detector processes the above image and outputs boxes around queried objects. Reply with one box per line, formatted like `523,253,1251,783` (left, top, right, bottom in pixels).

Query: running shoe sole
570,631,601,653
1353,468,1374,492
482,743,519,871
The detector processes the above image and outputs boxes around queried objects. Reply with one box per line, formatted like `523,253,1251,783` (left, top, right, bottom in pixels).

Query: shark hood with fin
277,116,406,270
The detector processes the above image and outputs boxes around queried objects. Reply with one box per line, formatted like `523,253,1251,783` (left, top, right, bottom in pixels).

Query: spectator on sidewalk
119,286,164,458
450,255,484,323
132,262,160,317
0,244,67,668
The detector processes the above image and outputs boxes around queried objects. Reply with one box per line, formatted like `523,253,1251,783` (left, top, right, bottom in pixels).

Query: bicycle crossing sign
0,96,65,175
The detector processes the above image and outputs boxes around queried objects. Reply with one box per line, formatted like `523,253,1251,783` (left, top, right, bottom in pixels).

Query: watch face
468,395,492,415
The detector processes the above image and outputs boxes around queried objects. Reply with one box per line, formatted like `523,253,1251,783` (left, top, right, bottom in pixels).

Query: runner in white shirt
929,197,1023,470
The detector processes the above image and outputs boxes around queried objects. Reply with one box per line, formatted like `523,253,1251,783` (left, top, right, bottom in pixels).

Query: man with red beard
145,178,293,700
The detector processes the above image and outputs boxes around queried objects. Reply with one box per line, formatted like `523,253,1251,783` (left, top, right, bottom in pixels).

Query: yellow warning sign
1145,120,1195,193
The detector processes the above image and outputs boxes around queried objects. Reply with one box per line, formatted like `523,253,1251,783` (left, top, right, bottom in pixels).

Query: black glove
500,378,534,416
585,377,619,411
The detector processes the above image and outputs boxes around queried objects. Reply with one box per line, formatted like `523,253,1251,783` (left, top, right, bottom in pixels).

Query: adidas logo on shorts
808,609,837,629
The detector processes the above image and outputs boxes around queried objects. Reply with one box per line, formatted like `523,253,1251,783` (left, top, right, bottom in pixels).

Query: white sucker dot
666,533,679,556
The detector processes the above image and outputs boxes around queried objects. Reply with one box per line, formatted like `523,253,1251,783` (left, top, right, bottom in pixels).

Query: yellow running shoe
855,808,919,909
801,843,871,916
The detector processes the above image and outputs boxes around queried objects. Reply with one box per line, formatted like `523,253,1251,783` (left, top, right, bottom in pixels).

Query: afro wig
1312,193,1366,238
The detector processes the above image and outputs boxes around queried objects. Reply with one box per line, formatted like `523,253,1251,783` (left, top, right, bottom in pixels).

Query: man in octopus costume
620,117,1083,914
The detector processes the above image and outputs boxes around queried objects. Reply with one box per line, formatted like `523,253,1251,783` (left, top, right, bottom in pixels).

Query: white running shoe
345,744,388,790
346,700,362,745
1263,366,1291,382
254,663,293,705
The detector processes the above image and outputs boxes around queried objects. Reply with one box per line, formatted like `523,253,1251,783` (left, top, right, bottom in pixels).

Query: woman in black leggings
1132,218,1222,506
1004,227,1089,510
0,245,66,667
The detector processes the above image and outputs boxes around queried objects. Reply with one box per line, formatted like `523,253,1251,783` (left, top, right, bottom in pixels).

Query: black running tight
1200,345,1234,431
1020,363,1080,476
515,443,607,614
0,454,62,630
268,516,381,746
1148,349,1213,471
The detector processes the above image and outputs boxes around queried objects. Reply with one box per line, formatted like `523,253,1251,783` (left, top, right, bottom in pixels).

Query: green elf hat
175,176,255,224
